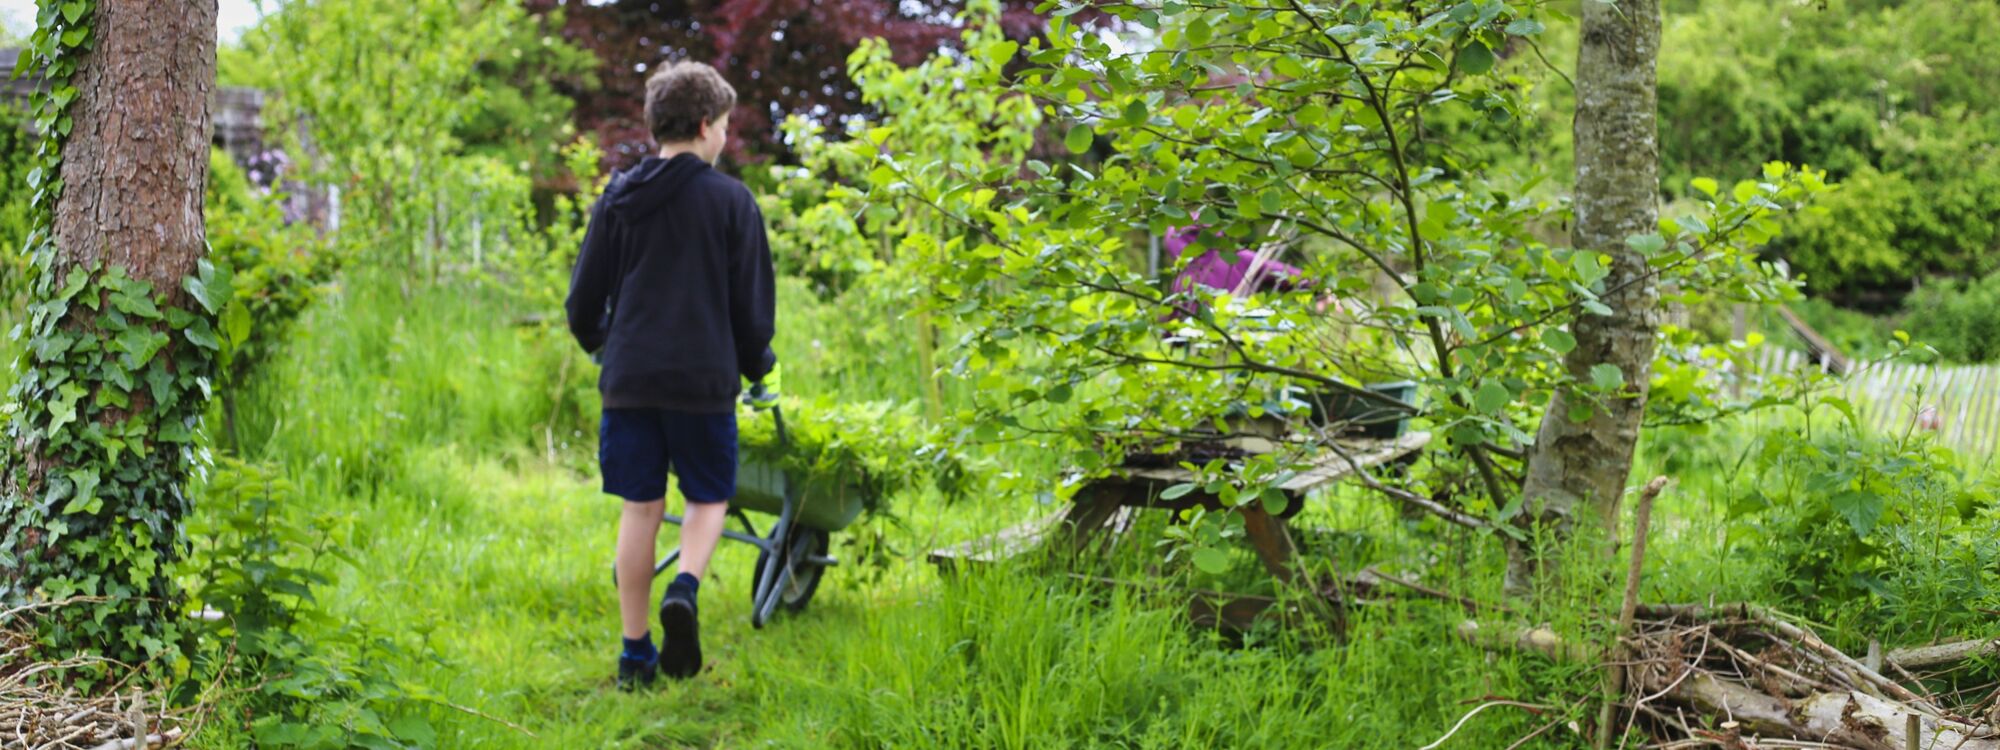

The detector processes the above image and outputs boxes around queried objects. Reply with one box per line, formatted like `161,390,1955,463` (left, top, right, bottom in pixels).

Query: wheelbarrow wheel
752,526,829,617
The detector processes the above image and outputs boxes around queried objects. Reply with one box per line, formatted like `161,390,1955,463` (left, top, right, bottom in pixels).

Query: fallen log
1885,639,2000,671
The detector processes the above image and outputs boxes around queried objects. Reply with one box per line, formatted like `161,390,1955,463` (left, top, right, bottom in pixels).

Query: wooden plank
928,512,1064,570
1275,431,1432,494
1052,485,1128,553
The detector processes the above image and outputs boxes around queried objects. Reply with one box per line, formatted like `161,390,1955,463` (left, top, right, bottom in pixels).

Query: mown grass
179,271,1627,748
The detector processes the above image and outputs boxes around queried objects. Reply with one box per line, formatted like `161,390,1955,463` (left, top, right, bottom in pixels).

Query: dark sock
622,633,656,662
671,572,700,600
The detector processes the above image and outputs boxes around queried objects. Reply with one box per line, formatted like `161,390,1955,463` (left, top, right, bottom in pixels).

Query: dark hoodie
565,153,777,413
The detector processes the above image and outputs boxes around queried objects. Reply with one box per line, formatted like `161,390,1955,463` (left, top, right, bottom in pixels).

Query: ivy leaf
184,319,220,351
59,28,85,48
60,468,99,515
116,326,169,369
60,1,85,24
47,382,85,437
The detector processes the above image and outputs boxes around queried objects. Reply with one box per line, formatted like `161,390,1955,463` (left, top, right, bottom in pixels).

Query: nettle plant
854,1,1825,571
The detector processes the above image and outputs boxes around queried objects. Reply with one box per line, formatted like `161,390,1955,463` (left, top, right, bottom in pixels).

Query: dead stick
1598,476,1667,750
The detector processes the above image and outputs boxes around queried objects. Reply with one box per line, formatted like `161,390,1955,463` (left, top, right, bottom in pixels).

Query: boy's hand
745,364,782,410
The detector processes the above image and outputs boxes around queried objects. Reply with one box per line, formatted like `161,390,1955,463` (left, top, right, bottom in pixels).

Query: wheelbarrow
613,402,866,628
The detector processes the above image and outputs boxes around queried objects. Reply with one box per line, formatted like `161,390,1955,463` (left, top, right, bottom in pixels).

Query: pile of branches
1451,479,2000,749
1463,605,2000,749
1619,603,1997,749
0,602,188,750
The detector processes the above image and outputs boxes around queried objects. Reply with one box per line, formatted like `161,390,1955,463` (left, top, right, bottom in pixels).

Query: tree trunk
54,1,216,286
1,0,217,655
1508,0,1662,595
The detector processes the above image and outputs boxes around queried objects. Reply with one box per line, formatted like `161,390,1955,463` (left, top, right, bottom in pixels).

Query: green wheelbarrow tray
611,403,861,629
733,459,865,532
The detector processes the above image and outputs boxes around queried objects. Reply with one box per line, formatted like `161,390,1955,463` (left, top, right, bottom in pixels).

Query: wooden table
931,431,1432,587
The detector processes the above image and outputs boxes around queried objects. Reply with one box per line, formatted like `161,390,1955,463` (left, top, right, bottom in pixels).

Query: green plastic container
732,459,867,532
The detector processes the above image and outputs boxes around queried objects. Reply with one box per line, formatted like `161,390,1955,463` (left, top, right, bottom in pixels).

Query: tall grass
180,269,1625,748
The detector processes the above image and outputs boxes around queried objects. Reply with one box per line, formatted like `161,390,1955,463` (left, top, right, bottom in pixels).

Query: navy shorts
598,409,738,503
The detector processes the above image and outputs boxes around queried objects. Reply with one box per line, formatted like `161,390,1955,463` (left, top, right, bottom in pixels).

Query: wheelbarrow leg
751,493,796,629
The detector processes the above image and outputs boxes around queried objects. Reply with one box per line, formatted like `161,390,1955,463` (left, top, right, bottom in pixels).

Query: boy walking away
564,61,777,689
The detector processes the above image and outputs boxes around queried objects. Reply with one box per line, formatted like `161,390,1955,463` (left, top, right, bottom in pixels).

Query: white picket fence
1748,347,2000,461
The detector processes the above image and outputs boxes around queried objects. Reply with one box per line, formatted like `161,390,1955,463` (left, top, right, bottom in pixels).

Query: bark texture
1508,0,1663,595
53,0,217,291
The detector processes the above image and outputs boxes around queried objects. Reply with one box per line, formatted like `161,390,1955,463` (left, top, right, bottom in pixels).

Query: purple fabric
1162,224,1310,320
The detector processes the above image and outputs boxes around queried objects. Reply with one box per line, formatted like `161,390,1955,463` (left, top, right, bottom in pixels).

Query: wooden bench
928,431,1431,586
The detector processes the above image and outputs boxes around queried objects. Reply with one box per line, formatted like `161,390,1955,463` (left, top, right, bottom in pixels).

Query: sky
0,0,267,45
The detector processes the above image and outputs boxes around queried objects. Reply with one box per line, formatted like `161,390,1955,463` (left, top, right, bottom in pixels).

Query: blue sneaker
659,585,702,679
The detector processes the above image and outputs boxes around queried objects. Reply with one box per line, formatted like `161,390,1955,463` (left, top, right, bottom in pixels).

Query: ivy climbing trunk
1508,0,1663,596
1,0,218,659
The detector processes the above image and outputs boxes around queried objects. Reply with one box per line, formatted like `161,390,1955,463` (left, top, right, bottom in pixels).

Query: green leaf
1160,482,1197,500
1191,547,1229,575
222,300,252,348
388,716,436,746
1590,363,1625,390
1829,490,1883,537
60,1,85,23
1625,233,1667,256
1255,488,1289,515
1122,98,1148,126
1503,18,1544,36
1064,124,1094,154
60,27,86,48
1542,327,1576,354
60,468,99,515
1570,252,1608,286
184,319,220,351
1185,17,1213,46
1457,42,1495,75
1689,177,1719,198
1473,381,1511,414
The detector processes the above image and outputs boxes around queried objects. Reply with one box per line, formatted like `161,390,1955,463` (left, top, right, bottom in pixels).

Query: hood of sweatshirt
607,153,712,220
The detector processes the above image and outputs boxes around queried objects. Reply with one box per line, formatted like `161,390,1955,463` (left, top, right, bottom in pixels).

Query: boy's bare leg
615,499,666,640
676,500,731,579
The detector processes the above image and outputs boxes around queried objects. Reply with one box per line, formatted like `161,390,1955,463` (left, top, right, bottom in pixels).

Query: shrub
1900,271,2000,364
1724,423,1999,641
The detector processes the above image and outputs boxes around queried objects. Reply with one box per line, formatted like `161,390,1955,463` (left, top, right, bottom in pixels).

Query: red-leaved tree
529,0,1054,168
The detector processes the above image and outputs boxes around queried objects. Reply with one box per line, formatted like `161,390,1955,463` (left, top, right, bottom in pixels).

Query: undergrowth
163,267,2000,748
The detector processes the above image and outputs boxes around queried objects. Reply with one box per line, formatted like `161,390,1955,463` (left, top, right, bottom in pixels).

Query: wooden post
1598,476,1667,749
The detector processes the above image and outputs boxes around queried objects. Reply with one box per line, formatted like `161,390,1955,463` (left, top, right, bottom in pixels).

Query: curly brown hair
645,61,737,144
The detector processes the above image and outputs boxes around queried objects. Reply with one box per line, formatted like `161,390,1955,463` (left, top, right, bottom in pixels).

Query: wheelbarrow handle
747,380,789,449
